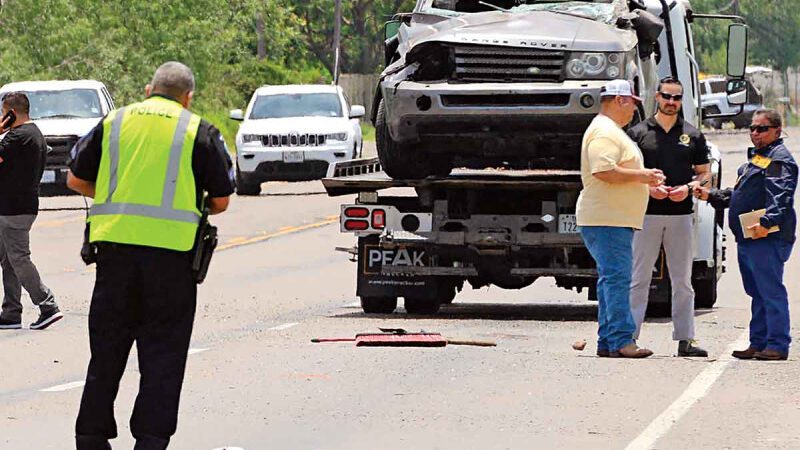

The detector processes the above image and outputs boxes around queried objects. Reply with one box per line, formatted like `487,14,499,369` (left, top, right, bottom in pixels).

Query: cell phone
1,109,16,128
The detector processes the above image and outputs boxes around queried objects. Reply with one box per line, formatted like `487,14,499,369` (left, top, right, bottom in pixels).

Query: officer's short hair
754,109,782,128
657,76,683,93
150,61,195,99
1,91,30,114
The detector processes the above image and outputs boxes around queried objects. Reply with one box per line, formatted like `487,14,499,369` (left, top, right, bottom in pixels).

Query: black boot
678,340,708,357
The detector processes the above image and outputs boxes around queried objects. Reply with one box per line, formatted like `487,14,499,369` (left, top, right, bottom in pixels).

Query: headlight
326,132,349,142
241,134,261,143
565,52,625,80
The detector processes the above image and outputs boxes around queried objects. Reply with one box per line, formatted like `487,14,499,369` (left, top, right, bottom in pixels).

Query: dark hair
753,108,782,128
1,91,30,114
657,76,683,92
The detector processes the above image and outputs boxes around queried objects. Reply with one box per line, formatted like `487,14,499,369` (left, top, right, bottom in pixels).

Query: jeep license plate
558,214,579,234
282,151,304,164
41,170,56,183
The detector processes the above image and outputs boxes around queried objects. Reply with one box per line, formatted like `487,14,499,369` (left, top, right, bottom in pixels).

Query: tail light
344,207,369,218
344,219,369,231
371,209,386,229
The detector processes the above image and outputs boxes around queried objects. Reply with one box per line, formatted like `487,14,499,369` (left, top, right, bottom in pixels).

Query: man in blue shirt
695,109,797,360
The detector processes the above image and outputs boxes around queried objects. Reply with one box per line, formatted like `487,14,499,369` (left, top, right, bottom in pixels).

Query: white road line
344,301,361,308
268,322,298,331
188,348,209,355
40,381,85,392
625,330,749,450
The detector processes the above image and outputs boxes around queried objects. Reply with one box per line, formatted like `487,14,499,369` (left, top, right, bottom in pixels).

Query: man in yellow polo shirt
577,79,665,358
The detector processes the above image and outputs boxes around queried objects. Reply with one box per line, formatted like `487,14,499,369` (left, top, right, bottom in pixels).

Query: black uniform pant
75,243,197,450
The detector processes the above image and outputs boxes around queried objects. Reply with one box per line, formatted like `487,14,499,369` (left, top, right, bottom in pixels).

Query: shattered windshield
421,0,625,23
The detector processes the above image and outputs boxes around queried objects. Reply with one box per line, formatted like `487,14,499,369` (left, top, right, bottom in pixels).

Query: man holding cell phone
0,91,62,330
626,77,711,357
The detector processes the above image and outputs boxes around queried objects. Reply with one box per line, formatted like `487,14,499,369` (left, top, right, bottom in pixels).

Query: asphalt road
1,132,799,450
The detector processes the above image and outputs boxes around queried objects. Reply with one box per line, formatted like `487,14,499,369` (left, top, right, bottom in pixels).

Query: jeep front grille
453,45,565,83
260,134,327,147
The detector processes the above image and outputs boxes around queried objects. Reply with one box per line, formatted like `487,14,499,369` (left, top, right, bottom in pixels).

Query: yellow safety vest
89,96,202,251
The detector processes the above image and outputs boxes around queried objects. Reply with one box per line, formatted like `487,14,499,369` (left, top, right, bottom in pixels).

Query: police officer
67,62,234,449
695,108,797,361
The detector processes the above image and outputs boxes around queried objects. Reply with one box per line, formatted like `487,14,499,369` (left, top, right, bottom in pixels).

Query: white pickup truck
0,80,115,192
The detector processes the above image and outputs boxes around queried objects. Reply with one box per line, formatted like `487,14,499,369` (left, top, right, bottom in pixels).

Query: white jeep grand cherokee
229,84,365,195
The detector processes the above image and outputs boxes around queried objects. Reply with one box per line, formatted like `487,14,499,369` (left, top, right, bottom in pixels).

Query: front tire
376,99,449,179
235,168,261,196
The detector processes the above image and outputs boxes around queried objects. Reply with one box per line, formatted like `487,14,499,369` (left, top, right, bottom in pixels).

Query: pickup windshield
24,89,103,120
250,93,343,119
422,0,624,24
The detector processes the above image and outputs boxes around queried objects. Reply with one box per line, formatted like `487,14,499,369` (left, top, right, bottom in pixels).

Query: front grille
44,135,79,168
259,133,327,147
453,45,565,82
441,94,570,107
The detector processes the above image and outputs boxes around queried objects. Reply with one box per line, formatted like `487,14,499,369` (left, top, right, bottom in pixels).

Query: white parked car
0,80,115,190
230,84,365,195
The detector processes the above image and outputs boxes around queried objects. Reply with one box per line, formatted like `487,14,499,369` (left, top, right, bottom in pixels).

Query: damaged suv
374,0,663,179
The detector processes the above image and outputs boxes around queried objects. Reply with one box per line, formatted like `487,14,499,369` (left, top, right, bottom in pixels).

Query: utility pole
333,0,342,85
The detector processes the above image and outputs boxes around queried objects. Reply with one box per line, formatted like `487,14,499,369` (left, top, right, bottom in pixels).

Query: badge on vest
750,154,772,169
679,134,691,145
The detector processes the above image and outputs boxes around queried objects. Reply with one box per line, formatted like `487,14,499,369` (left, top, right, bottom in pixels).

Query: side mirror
349,105,366,119
726,23,748,78
385,20,401,41
726,79,748,106
229,109,244,121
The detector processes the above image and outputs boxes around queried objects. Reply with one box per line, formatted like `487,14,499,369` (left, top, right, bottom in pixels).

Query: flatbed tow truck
323,158,683,315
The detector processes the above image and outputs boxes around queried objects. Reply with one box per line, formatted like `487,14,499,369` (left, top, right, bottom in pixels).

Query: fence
339,73,381,117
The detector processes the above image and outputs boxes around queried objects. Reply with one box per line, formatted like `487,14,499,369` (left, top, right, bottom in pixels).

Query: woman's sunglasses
658,92,683,101
749,125,777,133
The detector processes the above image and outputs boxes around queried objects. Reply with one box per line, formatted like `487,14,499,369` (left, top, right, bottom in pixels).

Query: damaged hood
392,9,635,71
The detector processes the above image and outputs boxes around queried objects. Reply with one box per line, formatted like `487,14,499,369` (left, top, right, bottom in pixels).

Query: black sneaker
0,317,22,330
30,308,63,330
678,339,708,357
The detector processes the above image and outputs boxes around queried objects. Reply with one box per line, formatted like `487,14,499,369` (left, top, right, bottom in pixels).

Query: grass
361,122,376,142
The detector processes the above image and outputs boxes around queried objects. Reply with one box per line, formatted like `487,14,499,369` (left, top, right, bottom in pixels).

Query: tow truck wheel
438,285,456,304
360,296,397,314
404,297,441,315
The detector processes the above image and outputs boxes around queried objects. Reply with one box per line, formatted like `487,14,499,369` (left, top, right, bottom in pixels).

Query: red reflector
344,207,369,218
372,209,386,229
344,219,369,231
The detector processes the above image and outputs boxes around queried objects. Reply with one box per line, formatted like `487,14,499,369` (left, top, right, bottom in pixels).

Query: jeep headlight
241,134,261,143
566,52,625,80
326,132,349,142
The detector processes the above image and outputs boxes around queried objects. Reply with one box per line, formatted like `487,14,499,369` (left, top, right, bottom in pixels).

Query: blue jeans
581,226,637,351
737,238,793,354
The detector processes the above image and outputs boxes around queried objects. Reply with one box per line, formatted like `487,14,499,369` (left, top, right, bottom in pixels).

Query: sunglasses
749,125,777,133
658,92,683,101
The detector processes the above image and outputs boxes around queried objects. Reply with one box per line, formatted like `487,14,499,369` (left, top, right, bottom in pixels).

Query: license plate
558,214,579,234
282,151,304,163
41,170,56,183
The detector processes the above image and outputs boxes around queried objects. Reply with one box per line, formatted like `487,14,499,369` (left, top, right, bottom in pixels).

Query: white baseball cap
600,79,642,102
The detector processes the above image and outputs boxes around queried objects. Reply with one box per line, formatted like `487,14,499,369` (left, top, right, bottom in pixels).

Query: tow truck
323,0,750,315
